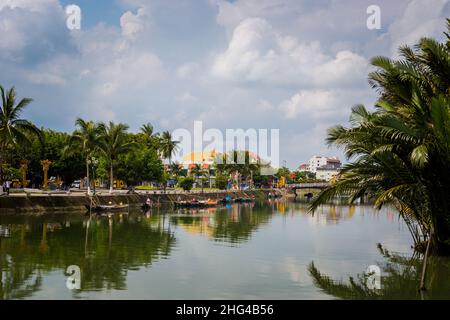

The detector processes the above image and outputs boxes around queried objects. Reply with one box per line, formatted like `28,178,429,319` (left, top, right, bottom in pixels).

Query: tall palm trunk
86,158,91,195
109,162,114,194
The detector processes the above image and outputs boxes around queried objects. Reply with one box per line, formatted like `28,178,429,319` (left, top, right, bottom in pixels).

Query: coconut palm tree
99,122,136,193
311,20,450,255
66,118,102,195
0,86,40,183
169,161,181,177
159,131,179,165
140,122,160,149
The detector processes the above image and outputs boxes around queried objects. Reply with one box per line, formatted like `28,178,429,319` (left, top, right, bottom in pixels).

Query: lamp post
88,157,99,196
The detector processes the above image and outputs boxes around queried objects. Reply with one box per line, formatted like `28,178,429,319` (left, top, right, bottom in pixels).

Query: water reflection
170,203,272,245
309,245,450,299
0,202,449,299
0,212,175,299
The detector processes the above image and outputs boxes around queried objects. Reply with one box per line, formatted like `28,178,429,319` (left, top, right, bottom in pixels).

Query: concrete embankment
0,190,282,215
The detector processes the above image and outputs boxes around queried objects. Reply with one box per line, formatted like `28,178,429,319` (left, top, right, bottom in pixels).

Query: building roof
181,150,260,165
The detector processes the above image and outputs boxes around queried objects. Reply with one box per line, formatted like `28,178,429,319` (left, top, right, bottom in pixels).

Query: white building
308,156,341,173
316,166,340,181
296,156,342,181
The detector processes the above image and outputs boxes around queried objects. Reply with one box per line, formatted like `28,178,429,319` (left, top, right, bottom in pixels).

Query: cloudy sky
1,0,449,168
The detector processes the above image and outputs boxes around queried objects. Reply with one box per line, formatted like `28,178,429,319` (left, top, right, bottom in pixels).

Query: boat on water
234,197,254,203
85,204,129,212
174,199,219,208
218,196,234,204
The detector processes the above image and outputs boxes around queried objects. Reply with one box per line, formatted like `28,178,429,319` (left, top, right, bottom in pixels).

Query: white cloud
176,92,197,102
120,7,151,38
211,18,369,87
176,63,199,79
384,0,449,56
1,0,448,168
280,90,340,119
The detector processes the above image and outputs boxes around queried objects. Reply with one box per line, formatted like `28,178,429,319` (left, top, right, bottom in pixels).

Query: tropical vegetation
311,20,450,255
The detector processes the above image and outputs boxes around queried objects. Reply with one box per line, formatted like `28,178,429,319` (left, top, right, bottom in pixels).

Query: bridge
286,182,329,190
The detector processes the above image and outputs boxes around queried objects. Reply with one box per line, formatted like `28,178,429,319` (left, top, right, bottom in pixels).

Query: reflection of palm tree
40,223,48,254
308,245,450,299
0,214,177,298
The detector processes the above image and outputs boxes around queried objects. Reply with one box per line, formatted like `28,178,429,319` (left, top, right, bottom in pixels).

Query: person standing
4,180,10,195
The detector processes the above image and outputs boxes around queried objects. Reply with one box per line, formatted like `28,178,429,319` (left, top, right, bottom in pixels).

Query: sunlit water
1,201,449,300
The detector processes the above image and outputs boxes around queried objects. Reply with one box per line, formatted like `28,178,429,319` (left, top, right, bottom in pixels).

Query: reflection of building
0,225,10,237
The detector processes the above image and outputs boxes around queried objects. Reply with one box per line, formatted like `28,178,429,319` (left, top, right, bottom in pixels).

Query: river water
1,200,449,299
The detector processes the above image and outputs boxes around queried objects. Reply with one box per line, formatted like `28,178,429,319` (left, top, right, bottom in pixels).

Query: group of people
1,180,11,195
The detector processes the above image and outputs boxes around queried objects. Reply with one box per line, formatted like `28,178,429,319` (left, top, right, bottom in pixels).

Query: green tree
99,122,136,193
140,123,160,150
215,173,228,190
178,176,194,191
66,118,103,194
0,86,40,183
311,21,450,255
159,131,179,165
115,147,163,186
169,162,181,177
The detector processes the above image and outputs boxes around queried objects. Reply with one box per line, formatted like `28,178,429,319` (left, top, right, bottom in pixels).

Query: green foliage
159,131,179,164
115,147,164,185
0,86,41,182
276,167,292,183
311,20,450,255
178,176,194,191
215,173,228,190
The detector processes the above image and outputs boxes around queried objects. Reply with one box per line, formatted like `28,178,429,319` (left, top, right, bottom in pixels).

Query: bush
215,173,228,190
178,176,194,191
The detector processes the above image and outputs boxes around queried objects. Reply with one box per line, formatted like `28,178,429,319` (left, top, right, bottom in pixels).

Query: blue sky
1,0,449,168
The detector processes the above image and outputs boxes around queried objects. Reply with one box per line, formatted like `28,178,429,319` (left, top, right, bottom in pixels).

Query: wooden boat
234,197,254,203
218,196,234,204
85,204,129,212
174,199,220,208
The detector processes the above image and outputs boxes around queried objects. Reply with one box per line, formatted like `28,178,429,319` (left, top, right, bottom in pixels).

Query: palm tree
140,123,160,149
66,118,102,195
169,162,181,177
99,122,135,193
159,131,179,165
311,20,450,255
0,86,40,183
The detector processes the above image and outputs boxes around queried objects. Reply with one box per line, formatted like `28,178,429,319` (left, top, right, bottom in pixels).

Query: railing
286,182,329,189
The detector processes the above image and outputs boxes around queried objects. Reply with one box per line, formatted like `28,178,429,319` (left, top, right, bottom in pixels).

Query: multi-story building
308,156,341,173
297,156,342,181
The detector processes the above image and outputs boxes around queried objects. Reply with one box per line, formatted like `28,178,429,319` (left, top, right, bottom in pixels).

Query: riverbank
0,189,283,214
